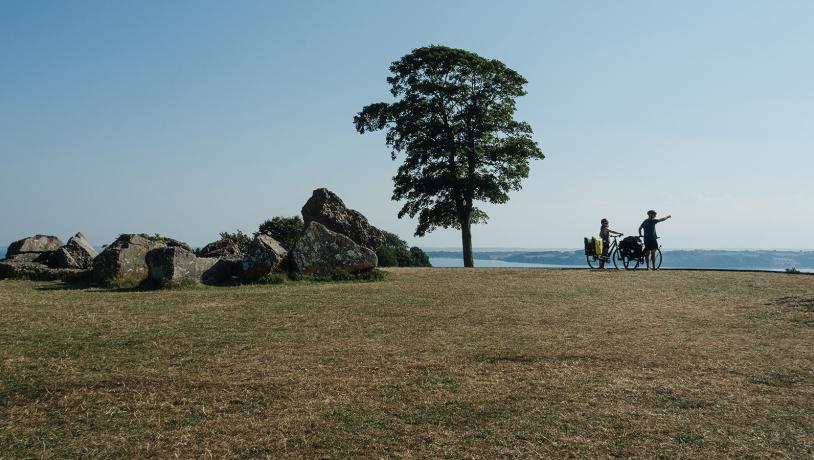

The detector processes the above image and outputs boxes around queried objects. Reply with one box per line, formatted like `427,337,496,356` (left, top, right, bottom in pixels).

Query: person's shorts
644,239,659,251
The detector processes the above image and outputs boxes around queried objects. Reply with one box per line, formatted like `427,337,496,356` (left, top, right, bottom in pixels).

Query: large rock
92,234,192,286
301,188,385,250
0,259,90,282
146,246,219,287
292,222,378,276
198,238,243,258
51,232,97,269
242,234,287,282
6,235,63,258
203,257,244,285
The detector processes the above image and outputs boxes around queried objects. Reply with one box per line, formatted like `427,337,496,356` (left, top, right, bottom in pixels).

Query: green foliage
354,45,543,242
258,216,304,251
150,233,162,242
255,272,288,285
409,246,431,267
218,230,252,254
376,246,398,267
376,231,431,267
786,267,801,274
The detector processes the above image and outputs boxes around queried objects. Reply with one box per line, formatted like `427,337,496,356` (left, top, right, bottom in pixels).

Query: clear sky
1,0,812,250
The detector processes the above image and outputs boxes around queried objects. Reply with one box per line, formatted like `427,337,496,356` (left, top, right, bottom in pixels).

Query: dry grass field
1,268,812,458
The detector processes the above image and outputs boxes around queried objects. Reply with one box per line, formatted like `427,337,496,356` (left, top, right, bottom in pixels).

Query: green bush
255,272,288,285
258,216,304,251
376,231,431,267
218,230,252,254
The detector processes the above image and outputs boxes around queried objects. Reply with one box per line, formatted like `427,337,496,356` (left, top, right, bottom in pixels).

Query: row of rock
0,188,384,287
0,233,98,281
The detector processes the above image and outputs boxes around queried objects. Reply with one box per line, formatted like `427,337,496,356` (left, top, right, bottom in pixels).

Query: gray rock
202,257,244,285
242,234,288,282
146,246,218,287
6,235,63,258
92,234,192,287
198,238,243,258
0,259,90,282
301,188,385,250
51,232,97,269
293,222,378,276
5,252,47,263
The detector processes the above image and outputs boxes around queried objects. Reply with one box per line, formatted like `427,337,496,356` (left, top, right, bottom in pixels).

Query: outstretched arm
609,228,623,235
658,214,672,223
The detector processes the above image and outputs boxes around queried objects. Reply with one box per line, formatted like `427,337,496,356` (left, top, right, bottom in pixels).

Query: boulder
242,234,288,282
92,234,192,286
203,257,244,285
0,259,90,282
5,252,48,263
6,235,63,258
146,246,218,287
292,222,378,276
301,188,385,250
198,238,243,258
51,232,97,269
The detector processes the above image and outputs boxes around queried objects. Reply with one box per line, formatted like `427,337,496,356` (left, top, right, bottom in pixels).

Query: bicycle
617,236,663,270
586,234,624,269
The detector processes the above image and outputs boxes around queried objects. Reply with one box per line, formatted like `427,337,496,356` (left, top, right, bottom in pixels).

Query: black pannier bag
584,237,595,256
620,236,643,258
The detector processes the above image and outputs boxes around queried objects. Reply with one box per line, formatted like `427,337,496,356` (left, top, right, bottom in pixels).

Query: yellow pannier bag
593,237,603,256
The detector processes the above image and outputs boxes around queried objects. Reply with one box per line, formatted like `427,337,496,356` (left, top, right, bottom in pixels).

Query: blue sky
1,1,812,249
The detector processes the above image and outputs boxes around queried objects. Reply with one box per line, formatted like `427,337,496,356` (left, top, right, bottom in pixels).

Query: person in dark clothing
598,218,623,269
638,210,671,270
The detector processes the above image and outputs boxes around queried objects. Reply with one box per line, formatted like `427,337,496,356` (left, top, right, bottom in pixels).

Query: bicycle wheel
655,248,663,269
611,248,623,269
586,254,599,269
622,253,640,270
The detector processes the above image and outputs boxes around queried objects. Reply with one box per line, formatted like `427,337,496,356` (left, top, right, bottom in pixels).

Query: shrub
786,267,801,274
258,216,304,251
255,272,287,285
409,246,431,267
376,231,431,267
376,246,398,267
218,230,252,254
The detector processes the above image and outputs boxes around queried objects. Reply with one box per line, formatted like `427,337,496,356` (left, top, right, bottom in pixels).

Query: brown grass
1,269,812,458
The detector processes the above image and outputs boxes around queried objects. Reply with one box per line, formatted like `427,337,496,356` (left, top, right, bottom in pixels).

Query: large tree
354,45,543,267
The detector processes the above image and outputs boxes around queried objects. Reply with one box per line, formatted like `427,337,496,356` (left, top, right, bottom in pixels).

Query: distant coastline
427,249,814,272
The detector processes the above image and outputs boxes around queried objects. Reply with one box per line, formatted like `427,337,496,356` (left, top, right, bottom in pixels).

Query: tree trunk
461,216,474,268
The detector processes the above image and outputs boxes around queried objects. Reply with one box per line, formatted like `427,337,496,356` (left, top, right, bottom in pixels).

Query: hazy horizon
2,1,812,250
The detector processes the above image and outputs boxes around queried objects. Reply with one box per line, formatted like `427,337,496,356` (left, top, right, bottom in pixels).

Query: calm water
429,257,572,268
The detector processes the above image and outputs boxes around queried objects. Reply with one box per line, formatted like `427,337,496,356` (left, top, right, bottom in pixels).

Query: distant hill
426,249,814,271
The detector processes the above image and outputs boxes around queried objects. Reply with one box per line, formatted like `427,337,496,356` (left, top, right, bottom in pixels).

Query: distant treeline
425,250,814,270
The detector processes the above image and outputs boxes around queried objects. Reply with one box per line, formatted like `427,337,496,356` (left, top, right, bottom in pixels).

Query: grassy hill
1,269,812,458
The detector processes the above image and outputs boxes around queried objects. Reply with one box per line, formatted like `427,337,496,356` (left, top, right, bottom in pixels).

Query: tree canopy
354,45,543,266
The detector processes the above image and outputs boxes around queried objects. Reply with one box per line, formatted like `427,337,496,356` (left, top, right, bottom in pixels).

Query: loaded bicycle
616,236,662,270
585,235,663,270
585,234,622,269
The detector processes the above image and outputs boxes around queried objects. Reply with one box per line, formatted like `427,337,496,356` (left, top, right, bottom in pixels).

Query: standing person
598,218,623,269
639,210,671,270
